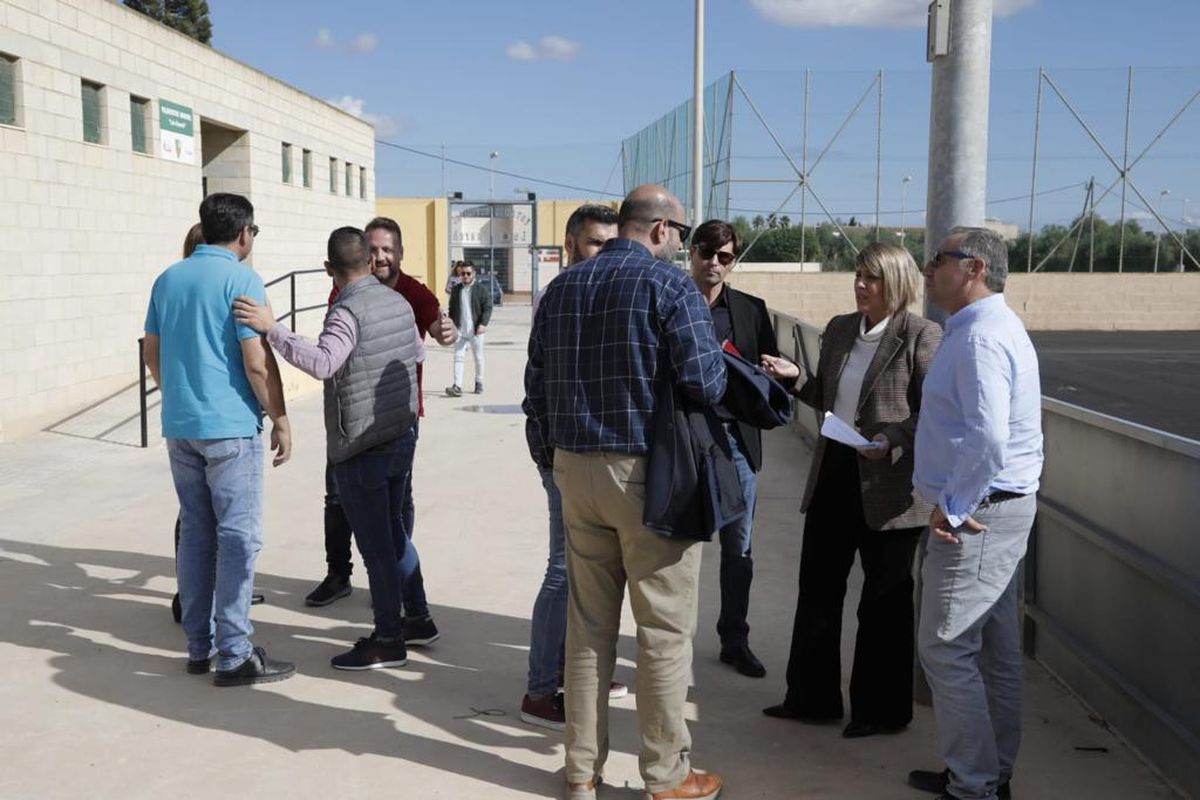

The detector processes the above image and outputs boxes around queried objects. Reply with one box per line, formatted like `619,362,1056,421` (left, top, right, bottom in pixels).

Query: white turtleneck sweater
832,315,889,426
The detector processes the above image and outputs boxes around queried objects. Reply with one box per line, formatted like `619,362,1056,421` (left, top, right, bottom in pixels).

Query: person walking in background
525,185,726,800
446,261,492,396
143,192,294,687
760,242,941,738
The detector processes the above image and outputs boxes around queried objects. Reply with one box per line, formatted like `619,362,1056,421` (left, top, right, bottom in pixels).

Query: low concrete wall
729,271,1200,331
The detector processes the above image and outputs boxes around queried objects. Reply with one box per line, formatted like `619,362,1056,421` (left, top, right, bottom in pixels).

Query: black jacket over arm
722,286,780,471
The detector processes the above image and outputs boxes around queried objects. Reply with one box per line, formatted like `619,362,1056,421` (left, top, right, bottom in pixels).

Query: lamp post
489,150,500,200
1181,197,1191,272
899,175,913,238
1154,188,1170,271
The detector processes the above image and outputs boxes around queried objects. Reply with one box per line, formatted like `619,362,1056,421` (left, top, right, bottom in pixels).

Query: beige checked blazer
796,310,942,531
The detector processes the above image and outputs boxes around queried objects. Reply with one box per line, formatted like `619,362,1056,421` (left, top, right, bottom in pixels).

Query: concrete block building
0,0,376,440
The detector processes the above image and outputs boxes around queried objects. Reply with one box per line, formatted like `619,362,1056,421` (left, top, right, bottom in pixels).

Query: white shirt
913,294,1043,527
832,315,889,426
459,283,475,334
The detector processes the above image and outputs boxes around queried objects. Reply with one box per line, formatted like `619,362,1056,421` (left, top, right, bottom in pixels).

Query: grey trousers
554,450,702,793
918,493,1036,800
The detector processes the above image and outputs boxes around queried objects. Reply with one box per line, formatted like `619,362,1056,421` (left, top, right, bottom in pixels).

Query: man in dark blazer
689,219,780,678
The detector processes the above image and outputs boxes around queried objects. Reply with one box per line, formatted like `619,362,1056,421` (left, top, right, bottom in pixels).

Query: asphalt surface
1031,331,1200,440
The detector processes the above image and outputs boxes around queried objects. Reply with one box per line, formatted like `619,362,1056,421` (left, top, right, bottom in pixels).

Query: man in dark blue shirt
524,185,726,800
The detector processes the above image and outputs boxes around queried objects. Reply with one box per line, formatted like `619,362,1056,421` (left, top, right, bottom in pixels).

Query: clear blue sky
207,0,1199,229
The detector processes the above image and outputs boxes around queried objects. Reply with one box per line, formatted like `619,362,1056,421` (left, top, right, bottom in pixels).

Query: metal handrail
137,267,329,447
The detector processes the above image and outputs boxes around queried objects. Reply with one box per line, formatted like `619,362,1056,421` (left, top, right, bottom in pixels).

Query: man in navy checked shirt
524,185,727,800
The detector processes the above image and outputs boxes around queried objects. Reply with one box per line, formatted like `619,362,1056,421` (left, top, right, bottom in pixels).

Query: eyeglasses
928,249,971,267
248,224,260,238
696,246,735,266
648,218,693,244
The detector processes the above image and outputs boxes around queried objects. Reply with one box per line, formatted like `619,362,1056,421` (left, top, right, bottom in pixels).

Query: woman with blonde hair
761,242,941,738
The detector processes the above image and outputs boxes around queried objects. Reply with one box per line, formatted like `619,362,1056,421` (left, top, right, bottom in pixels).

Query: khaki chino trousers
553,449,702,793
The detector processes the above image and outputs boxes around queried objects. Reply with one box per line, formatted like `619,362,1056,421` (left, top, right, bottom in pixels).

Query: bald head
618,184,686,261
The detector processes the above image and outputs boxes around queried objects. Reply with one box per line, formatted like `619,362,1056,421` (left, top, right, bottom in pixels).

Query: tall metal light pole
1181,197,1191,272
924,0,995,325
489,150,500,200
692,0,705,227
1154,188,1170,271
900,175,913,237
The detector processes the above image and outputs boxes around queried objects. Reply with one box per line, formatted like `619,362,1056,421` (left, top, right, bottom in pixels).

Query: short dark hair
327,226,368,276
199,193,254,245
691,219,739,255
364,216,403,252
566,204,619,238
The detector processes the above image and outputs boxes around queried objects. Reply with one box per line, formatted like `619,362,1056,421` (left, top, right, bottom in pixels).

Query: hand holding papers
821,412,886,451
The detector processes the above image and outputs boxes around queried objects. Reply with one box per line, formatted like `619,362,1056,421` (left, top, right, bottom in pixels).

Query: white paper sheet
821,412,885,449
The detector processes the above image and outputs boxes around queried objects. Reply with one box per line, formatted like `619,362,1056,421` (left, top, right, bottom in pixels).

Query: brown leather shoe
566,775,602,799
646,769,723,800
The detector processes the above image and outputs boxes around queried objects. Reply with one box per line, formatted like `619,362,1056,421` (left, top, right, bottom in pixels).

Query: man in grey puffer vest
235,226,422,671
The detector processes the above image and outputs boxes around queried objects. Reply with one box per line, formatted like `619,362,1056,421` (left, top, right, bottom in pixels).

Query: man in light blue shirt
144,192,295,687
908,226,1043,800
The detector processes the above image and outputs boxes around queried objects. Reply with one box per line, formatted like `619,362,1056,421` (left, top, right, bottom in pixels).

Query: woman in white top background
760,242,942,739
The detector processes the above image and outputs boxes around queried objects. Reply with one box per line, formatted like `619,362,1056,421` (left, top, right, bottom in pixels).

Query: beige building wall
536,198,621,251
374,197,449,298
0,0,376,440
728,270,1200,331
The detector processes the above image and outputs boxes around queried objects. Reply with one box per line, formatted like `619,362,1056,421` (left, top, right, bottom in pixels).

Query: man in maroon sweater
306,217,457,649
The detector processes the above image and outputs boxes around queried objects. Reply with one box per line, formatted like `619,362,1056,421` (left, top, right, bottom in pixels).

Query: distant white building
0,0,376,440
985,218,1021,241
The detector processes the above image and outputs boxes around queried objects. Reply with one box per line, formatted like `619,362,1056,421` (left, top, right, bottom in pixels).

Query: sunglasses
927,249,971,267
696,246,735,266
649,218,693,244
247,224,260,238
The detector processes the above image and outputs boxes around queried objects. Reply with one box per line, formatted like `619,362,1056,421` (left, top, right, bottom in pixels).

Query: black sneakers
213,646,295,687
331,633,408,670
305,573,352,607
474,380,484,394
186,657,211,674
403,615,441,646
445,384,463,397
907,768,1011,799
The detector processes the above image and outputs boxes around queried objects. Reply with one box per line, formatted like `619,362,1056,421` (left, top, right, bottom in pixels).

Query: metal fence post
138,336,148,448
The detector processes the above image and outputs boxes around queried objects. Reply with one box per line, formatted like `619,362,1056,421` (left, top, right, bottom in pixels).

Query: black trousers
782,441,921,726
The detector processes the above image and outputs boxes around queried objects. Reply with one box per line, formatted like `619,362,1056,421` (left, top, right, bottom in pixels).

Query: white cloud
328,95,401,136
351,33,378,53
750,0,1035,29
506,41,537,61
313,27,336,49
506,35,581,62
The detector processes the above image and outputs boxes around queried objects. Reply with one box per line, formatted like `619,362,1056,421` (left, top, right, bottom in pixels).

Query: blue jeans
168,435,263,672
527,465,568,696
333,428,418,639
919,493,1035,800
717,427,758,648
324,422,427,618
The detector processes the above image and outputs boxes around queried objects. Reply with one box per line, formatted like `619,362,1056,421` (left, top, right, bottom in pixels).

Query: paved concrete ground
1031,330,1200,440
0,305,1183,799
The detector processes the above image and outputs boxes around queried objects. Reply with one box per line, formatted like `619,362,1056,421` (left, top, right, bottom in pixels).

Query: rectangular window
359,166,367,199
329,157,337,193
0,53,18,127
81,80,105,144
130,95,150,153
302,148,312,188
281,142,292,183
345,160,352,196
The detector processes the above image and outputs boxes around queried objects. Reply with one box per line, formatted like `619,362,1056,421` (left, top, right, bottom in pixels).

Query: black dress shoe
186,657,211,675
908,768,1011,798
842,720,908,738
720,644,766,678
762,704,842,723
213,646,295,687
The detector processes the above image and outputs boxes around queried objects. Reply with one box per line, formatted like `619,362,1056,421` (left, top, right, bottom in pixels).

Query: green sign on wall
159,99,195,163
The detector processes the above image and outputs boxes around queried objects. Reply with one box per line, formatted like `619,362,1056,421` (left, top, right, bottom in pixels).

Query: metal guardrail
768,308,1200,798
136,268,329,448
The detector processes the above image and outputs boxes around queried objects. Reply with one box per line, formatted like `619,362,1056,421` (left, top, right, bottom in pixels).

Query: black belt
983,490,1025,505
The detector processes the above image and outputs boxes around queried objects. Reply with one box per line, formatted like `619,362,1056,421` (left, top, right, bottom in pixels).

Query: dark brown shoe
647,769,722,800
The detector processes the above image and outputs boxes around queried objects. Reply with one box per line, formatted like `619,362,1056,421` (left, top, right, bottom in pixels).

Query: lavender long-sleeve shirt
266,306,425,380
